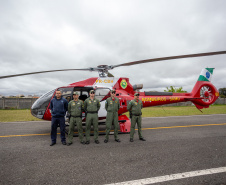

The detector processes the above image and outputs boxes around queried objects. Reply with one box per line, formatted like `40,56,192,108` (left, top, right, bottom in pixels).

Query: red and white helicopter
1,51,225,133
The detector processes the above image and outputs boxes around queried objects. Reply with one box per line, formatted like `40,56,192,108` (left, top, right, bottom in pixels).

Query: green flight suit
105,97,120,140
68,99,84,143
127,99,143,139
84,97,101,141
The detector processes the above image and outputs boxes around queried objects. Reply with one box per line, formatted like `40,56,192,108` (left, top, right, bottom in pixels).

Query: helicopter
1,51,226,133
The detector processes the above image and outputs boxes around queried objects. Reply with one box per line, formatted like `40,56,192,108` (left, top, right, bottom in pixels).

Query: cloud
0,0,226,96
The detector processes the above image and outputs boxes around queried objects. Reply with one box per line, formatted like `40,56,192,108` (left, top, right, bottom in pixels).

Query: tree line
164,86,226,98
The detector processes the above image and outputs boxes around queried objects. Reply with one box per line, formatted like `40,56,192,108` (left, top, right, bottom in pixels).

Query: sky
0,0,226,96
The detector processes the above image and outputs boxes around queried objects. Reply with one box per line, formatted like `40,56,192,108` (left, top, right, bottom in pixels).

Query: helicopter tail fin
189,68,219,109
197,68,214,82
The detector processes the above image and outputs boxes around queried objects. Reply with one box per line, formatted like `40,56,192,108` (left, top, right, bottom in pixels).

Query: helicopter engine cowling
133,84,143,91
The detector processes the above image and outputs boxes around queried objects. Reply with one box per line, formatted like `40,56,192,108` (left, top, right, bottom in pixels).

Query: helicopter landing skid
65,115,131,137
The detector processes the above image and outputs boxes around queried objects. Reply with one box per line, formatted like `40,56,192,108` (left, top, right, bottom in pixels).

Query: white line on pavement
106,167,226,185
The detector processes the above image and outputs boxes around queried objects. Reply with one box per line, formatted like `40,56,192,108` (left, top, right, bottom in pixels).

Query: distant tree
219,88,226,98
164,86,187,93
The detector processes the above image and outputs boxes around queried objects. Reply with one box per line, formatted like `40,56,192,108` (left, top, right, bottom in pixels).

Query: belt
132,113,142,116
71,115,82,118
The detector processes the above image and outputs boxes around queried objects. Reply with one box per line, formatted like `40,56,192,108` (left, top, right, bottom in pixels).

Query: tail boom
142,68,219,109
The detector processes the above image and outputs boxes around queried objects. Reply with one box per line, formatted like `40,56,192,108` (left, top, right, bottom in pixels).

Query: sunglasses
111,92,116,94
90,92,95,94
135,94,140,96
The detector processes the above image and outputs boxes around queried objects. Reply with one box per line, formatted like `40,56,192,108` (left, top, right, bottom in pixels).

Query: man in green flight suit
127,93,146,142
104,89,120,143
67,92,85,145
84,90,101,144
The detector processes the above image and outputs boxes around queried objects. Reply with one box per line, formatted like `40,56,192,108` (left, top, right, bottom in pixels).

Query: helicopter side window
66,96,71,102
79,91,88,102
58,87,73,101
95,88,111,101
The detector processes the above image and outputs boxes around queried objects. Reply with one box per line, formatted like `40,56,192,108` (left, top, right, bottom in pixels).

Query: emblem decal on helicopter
206,71,210,79
120,79,127,89
198,68,214,82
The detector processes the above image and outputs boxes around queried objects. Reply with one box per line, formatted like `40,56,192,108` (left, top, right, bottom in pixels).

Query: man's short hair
56,90,62,93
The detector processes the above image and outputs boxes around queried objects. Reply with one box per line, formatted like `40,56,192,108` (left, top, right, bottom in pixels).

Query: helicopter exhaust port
133,84,143,91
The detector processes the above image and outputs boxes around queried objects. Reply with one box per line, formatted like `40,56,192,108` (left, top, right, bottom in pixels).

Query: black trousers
51,117,66,143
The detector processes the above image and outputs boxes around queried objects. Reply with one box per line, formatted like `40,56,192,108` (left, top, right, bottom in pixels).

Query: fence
0,97,225,109
0,98,38,109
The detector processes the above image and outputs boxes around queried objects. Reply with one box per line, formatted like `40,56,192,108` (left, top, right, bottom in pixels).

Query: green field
0,109,41,122
127,105,226,117
0,105,225,122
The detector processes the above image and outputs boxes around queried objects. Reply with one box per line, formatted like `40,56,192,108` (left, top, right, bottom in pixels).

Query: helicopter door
79,91,88,102
71,87,93,101
95,88,111,101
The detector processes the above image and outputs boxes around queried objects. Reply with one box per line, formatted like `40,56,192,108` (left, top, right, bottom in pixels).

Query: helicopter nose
31,102,45,119
31,89,55,119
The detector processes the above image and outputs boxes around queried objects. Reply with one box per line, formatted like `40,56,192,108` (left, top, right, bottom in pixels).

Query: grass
0,105,225,122
0,109,41,122
125,105,226,117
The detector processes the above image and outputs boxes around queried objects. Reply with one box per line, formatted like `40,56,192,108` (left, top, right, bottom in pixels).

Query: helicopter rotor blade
112,51,226,68
0,68,92,79
1,51,226,79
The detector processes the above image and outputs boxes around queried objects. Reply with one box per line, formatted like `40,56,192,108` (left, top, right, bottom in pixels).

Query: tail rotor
190,68,219,109
200,85,215,103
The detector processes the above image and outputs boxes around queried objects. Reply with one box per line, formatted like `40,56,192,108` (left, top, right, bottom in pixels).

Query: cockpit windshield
31,89,55,119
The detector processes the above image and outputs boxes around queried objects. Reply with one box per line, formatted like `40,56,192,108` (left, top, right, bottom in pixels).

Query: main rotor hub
96,65,113,77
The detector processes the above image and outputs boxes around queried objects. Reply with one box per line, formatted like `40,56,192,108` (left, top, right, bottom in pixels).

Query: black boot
95,140,100,144
139,138,146,141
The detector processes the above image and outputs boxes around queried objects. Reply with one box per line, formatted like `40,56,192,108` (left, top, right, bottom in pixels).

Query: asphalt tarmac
0,114,226,185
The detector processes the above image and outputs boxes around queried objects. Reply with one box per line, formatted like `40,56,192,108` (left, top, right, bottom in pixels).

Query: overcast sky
0,0,226,96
